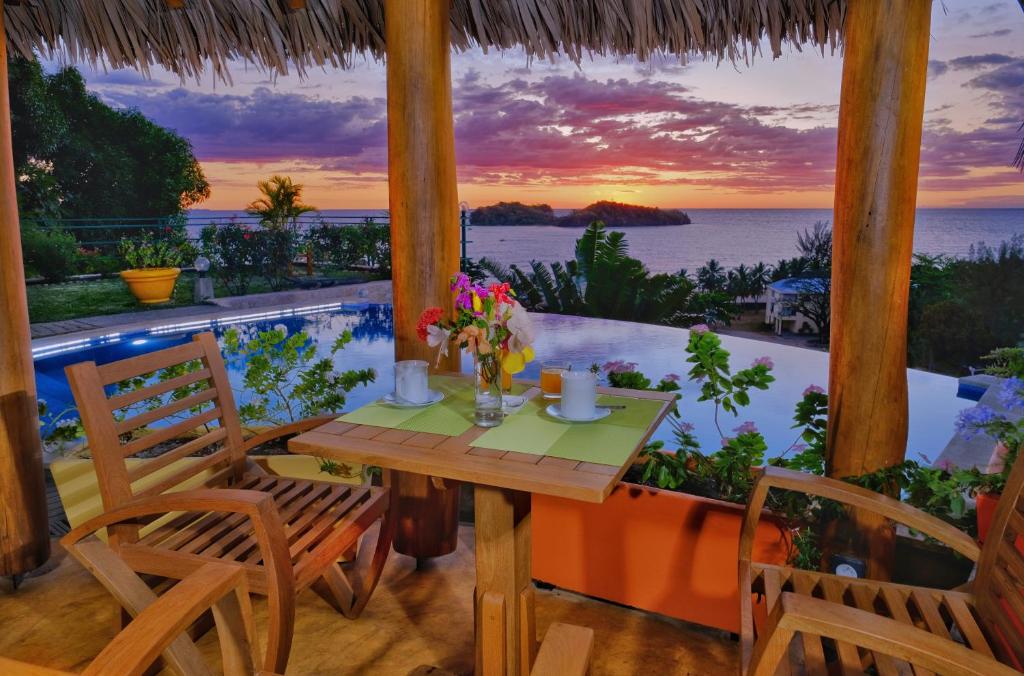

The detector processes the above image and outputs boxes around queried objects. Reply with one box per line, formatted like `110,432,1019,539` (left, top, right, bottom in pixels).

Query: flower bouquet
417,273,536,426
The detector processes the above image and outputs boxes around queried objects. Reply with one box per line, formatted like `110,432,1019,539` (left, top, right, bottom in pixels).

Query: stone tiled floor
0,529,736,675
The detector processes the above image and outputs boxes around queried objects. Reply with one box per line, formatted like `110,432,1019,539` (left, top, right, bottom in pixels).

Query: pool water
33,304,965,460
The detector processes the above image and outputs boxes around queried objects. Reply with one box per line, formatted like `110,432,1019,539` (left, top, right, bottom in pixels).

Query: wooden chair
64,332,397,674
739,458,1024,675
0,539,274,676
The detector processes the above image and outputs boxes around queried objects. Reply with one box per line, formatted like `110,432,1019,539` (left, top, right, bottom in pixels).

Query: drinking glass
540,362,570,399
394,360,429,404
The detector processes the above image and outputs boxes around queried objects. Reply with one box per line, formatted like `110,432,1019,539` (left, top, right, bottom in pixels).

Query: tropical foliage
618,328,1013,570
119,230,196,269
223,327,375,427
246,175,316,230
478,222,735,326
9,57,209,218
908,235,1024,374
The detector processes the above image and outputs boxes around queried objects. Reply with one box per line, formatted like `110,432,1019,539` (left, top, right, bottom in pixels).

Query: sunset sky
59,0,1024,210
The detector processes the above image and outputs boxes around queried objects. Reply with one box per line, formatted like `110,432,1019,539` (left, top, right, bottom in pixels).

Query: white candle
560,370,597,420
395,360,429,404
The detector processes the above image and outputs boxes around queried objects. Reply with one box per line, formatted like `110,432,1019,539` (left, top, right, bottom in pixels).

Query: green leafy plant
223,327,375,427
246,175,315,231
981,347,1024,379
21,222,79,282
119,229,195,269
480,222,734,327
200,221,261,295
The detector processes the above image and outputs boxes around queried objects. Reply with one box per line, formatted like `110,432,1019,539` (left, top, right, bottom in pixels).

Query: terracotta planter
532,481,791,633
120,267,181,304
977,491,1000,544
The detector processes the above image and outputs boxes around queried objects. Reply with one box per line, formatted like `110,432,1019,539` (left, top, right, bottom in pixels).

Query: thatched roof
4,0,846,81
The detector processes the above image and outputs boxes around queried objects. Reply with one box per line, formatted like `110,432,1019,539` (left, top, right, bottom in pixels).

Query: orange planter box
532,482,791,633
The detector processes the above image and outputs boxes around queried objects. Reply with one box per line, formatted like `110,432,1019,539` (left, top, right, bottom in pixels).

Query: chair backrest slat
975,444,1024,667
121,406,224,457
126,428,228,484
96,341,206,385
108,367,212,411
116,387,220,436
65,333,247,544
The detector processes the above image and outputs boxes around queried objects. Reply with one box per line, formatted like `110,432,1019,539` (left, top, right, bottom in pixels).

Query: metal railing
27,210,473,259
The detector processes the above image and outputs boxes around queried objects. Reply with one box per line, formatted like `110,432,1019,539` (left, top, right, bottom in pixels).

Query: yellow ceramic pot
120,267,181,304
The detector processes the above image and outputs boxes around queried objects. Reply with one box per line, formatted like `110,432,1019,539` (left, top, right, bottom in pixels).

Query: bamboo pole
384,0,462,560
827,0,933,578
0,8,51,577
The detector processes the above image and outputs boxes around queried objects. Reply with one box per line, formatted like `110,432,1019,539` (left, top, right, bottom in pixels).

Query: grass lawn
27,269,375,324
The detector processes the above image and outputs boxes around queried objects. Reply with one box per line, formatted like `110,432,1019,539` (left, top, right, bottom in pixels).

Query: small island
469,201,556,225
556,200,691,227
469,200,690,227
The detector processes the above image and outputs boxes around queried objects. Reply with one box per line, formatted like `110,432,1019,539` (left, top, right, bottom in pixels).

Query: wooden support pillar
827,0,933,577
0,8,51,577
385,0,462,560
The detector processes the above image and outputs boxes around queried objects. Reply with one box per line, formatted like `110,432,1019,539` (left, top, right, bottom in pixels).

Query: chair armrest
747,592,1017,676
83,562,253,676
60,488,294,675
241,415,336,454
743,466,980,561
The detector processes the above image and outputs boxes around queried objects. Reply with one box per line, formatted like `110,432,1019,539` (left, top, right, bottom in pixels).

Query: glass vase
474,352,504,427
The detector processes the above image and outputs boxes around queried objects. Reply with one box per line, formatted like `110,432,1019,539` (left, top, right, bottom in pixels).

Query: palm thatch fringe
3,0,846,82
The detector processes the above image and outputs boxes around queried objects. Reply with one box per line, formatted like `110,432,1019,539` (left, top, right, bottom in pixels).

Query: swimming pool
32,304,966,460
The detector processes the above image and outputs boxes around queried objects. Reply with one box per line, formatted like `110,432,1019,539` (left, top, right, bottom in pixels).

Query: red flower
417,307,445,341
243,232,252,240
489,282,513,305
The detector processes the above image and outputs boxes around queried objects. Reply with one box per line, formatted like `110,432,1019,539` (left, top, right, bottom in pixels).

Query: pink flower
803,384,825,396
678,421,695,433
602,360,637,374
690,324,710,335
720,437,733,447
733,421,759,435
662,373,681,382
752,356,774,369
791,443,807,453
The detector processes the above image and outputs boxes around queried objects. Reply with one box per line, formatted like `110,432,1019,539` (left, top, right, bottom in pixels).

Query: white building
764,278,825,336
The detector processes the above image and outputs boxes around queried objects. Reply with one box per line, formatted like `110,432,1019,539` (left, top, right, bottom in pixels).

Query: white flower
506,303,535,353
426,325,451,365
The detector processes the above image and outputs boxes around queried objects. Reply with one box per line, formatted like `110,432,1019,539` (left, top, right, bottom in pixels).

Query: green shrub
258,227,297,291
21,223,78,282
201,222,261,295
306,218,391,277
119,229,194,269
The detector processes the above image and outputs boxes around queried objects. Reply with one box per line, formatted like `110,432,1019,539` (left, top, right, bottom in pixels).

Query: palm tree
749,261,770,299
727,264,753,302
696,259,726,292
246,175,316,230
479,222,708,326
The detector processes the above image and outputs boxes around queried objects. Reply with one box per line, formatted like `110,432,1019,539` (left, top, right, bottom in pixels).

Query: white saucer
381,390,445,408
502,394,527,413
545,403,611,423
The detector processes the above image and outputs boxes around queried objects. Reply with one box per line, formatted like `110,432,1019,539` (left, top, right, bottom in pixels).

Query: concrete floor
0,529,736,675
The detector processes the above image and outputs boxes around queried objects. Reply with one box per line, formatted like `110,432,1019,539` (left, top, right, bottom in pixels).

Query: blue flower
955,405,1003,439
997,377,1024,412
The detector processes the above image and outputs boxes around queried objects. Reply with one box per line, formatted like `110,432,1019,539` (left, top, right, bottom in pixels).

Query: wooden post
0,8,51,577
827,0,933,577
385,0,463,560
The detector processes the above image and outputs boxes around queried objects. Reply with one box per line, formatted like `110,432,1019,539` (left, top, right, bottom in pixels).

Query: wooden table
289,381,675,675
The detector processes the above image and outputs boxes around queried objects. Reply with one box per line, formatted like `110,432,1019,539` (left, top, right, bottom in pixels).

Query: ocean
187,207,1023,273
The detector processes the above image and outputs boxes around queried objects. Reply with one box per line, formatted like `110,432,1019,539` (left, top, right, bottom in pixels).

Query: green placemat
337,376,528,437
472,394,664,466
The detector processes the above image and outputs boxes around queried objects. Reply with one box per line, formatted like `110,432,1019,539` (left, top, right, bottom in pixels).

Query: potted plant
533,326,984,633
118,229,195,304
955,376,1024,543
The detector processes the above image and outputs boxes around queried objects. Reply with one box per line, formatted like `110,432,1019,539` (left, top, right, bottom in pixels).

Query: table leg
474,484,536,676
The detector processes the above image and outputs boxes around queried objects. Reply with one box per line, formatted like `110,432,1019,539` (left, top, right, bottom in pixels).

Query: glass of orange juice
540,362,570,399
